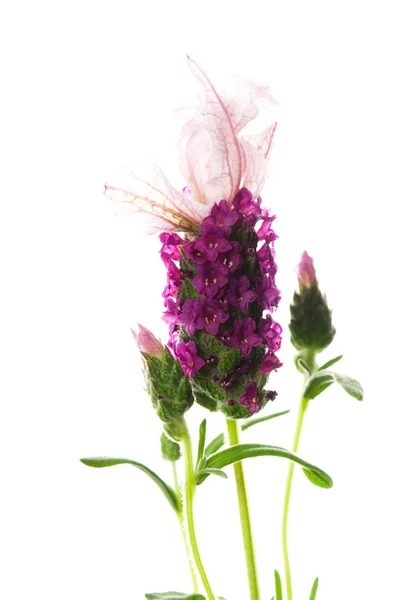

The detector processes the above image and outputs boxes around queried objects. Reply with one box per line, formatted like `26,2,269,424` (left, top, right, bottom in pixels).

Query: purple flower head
159,232,183,264
233,188,262,226
297,251,317,288
217,241,244,275
238,381,260,414
203,199,240,234
255,275,281,312
259,314,282,352
132,324,165,358
228,318,262,357
260,351,283,374
192,263,228,298
174,341,205,379
226,276,257,313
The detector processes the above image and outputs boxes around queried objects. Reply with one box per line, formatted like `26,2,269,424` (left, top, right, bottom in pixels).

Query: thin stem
282,349,316,600
172,462,199,593
226,418,260,600
281,396,309,600
181,423,216,600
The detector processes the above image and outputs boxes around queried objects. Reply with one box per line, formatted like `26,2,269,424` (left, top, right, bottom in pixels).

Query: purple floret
233,188,262,226
174,341,205,379
228,318,262,357
226,276,257,313
260,351,283,374
203,199,240,234
238,381,260,413
259,314,282,352
192,263,228,298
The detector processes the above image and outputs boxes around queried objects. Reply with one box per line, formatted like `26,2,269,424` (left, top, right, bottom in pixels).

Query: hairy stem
181,423,216,600
226,418,260,600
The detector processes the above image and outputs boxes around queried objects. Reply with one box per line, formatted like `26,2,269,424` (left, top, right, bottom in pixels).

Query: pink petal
181,57,245,206
241,122,277,199
104,161,209,234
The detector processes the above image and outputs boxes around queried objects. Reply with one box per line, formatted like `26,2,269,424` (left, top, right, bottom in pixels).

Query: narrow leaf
80,457,179,513
309,577,319,600
205,433,225,456
318,354,343,371
242,410,290,432
204,444,333,488
204,410,290,456
196,467,228,484
196,419,207,467
274,569,283,600
304,369,363,401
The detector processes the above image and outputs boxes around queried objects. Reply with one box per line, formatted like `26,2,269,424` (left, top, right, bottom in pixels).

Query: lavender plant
81,57,363,600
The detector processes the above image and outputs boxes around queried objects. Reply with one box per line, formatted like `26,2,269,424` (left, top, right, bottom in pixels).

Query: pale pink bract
105,57,277,234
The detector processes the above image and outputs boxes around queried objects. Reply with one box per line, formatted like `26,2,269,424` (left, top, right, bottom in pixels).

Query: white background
1,1,397,599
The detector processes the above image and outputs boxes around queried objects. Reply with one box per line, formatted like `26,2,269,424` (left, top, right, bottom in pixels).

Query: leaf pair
295,353,364,401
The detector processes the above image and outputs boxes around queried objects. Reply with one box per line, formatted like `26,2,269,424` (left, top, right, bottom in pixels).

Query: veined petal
104,161,209,234
183,56,244,206
241,122,277,199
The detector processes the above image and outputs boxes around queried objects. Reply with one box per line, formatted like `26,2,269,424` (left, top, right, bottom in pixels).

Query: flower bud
143,347,194,423
289,252,336,352
132,324,165,359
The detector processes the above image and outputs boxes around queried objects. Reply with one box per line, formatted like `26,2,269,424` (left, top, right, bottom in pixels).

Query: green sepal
289,284,336,352
202,443,333,488
80,457,179,514
204,410,290,456
161,432,181,461
274,569,283,600
178,277,201,301
309,577,319,600
144,347,194,422
304,369,364,401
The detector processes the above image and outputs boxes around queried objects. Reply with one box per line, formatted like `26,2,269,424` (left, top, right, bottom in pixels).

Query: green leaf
317,354,343,371
309,577,319,600
274,569,283,600
196,467,228,484
304,369,363,401
204,410,290,456
196,419,207,468
80,457,179,514
204,433,225,456
204,444,333,488
145,593,206,600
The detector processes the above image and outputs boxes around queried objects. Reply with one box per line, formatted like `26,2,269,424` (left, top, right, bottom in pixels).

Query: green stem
226,418,260,600
181,423,216,600
172,462,199,593
282,350,316,600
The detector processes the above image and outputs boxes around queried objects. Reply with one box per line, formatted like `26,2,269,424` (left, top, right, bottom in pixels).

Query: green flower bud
289,252,336,352
143,347,194,423
160,432,181,461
